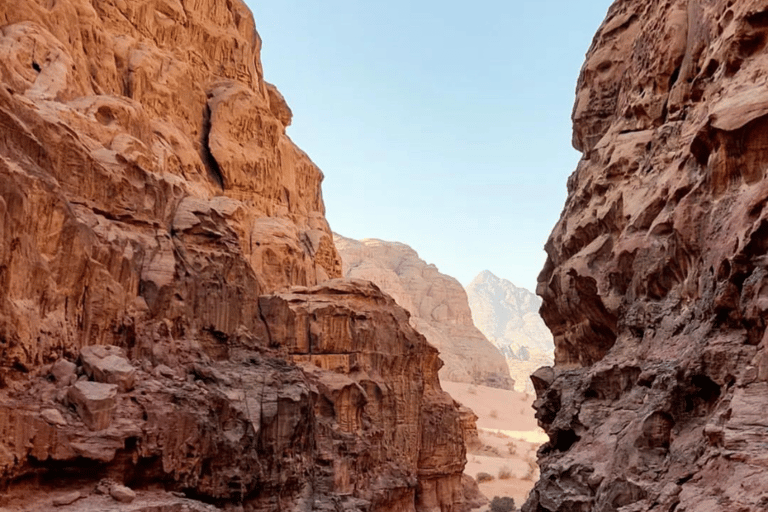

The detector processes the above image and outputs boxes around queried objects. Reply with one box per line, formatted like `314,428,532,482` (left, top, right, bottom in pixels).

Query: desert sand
443,381,547,509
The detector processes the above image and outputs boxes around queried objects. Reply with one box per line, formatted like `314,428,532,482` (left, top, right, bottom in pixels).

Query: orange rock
0,1,469,511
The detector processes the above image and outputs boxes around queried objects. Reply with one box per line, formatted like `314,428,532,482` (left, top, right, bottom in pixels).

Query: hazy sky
246,1,614,291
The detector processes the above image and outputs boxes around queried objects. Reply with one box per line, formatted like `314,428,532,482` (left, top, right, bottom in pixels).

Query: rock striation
334,234,513,390
466,271,554,393
528,1,768,511
0,1,471,510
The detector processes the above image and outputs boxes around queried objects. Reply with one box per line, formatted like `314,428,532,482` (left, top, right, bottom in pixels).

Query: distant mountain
466,271,554,392
334,234,514,390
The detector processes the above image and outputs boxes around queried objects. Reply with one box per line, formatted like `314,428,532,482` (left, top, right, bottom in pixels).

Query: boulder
79,346,135,392
52,491,82,507
50,359,77,386
109,484,136,503
66,381,118,431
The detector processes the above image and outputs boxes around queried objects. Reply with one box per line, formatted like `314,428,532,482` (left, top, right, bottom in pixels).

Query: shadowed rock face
0,1,471,510
528,1,768,511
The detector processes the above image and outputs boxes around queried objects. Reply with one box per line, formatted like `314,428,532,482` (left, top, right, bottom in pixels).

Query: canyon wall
334,235,513,389
466,271,554,393
527,1,768,511
0,1,471,510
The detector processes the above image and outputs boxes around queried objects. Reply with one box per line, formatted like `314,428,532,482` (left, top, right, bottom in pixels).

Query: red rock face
529,1,768,511
0,1,470,510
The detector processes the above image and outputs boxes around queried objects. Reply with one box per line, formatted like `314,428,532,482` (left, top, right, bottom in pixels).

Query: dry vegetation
442,381,545,509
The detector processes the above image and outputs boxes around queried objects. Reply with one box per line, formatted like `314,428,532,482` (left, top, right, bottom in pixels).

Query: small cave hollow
552,429,580,452
690,374,721,406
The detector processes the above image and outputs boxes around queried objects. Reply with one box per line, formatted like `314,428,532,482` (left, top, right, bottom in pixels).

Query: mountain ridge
466,270,554,393
335,233,515,390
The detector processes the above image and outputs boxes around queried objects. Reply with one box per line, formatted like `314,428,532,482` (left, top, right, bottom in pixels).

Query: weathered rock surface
466,271,554,393
335,234,513,390
110,484,137,503
66,380,118,430
527,1,768,511
0,0,342,380
2,280,474,511
0,1,472,511
80,345,136,392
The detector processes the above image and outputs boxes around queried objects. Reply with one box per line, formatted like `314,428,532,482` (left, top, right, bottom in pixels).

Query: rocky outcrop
0,1,471,510
466,271,554,393
0,0,342,377
528,1,768,511
2,280,471,511
334,235,513,389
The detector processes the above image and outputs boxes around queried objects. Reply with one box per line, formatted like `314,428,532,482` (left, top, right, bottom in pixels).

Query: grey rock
466,270,555,392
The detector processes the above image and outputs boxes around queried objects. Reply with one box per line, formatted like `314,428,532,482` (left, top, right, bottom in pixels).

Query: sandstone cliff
466,271,554,393
0,1,471,510
334,234,513,390
528,1,768,511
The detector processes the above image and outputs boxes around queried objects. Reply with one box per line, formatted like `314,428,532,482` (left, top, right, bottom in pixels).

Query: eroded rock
109,484,136,503
0,1,470,511
527,1,768,511
80,345,135,392
66,381,118,431
335,234,513,389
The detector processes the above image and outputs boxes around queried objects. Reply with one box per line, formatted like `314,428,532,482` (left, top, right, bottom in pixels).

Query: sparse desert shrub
476,472,494,483
489,409,498,419
498,465,512,480
507,442,517,455
490,496,516,512
468,385,477,395
523,460,537,481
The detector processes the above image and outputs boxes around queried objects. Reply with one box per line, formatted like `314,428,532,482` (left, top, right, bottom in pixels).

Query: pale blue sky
246,1,614,291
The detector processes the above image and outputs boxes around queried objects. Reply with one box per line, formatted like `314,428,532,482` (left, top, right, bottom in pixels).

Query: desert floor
442,381,548,510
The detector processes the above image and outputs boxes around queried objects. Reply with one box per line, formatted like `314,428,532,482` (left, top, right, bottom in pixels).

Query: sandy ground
442,381,547,510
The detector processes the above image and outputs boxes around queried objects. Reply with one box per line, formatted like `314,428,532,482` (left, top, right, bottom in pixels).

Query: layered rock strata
2,280,470,511
528,1,768,511
466,271,554,393
0,1,471,510
334,234,513,389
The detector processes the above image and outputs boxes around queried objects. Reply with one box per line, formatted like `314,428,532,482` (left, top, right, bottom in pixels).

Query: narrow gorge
5,0,768,511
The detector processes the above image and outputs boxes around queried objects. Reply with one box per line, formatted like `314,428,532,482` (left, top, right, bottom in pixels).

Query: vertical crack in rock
201,103,225,190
